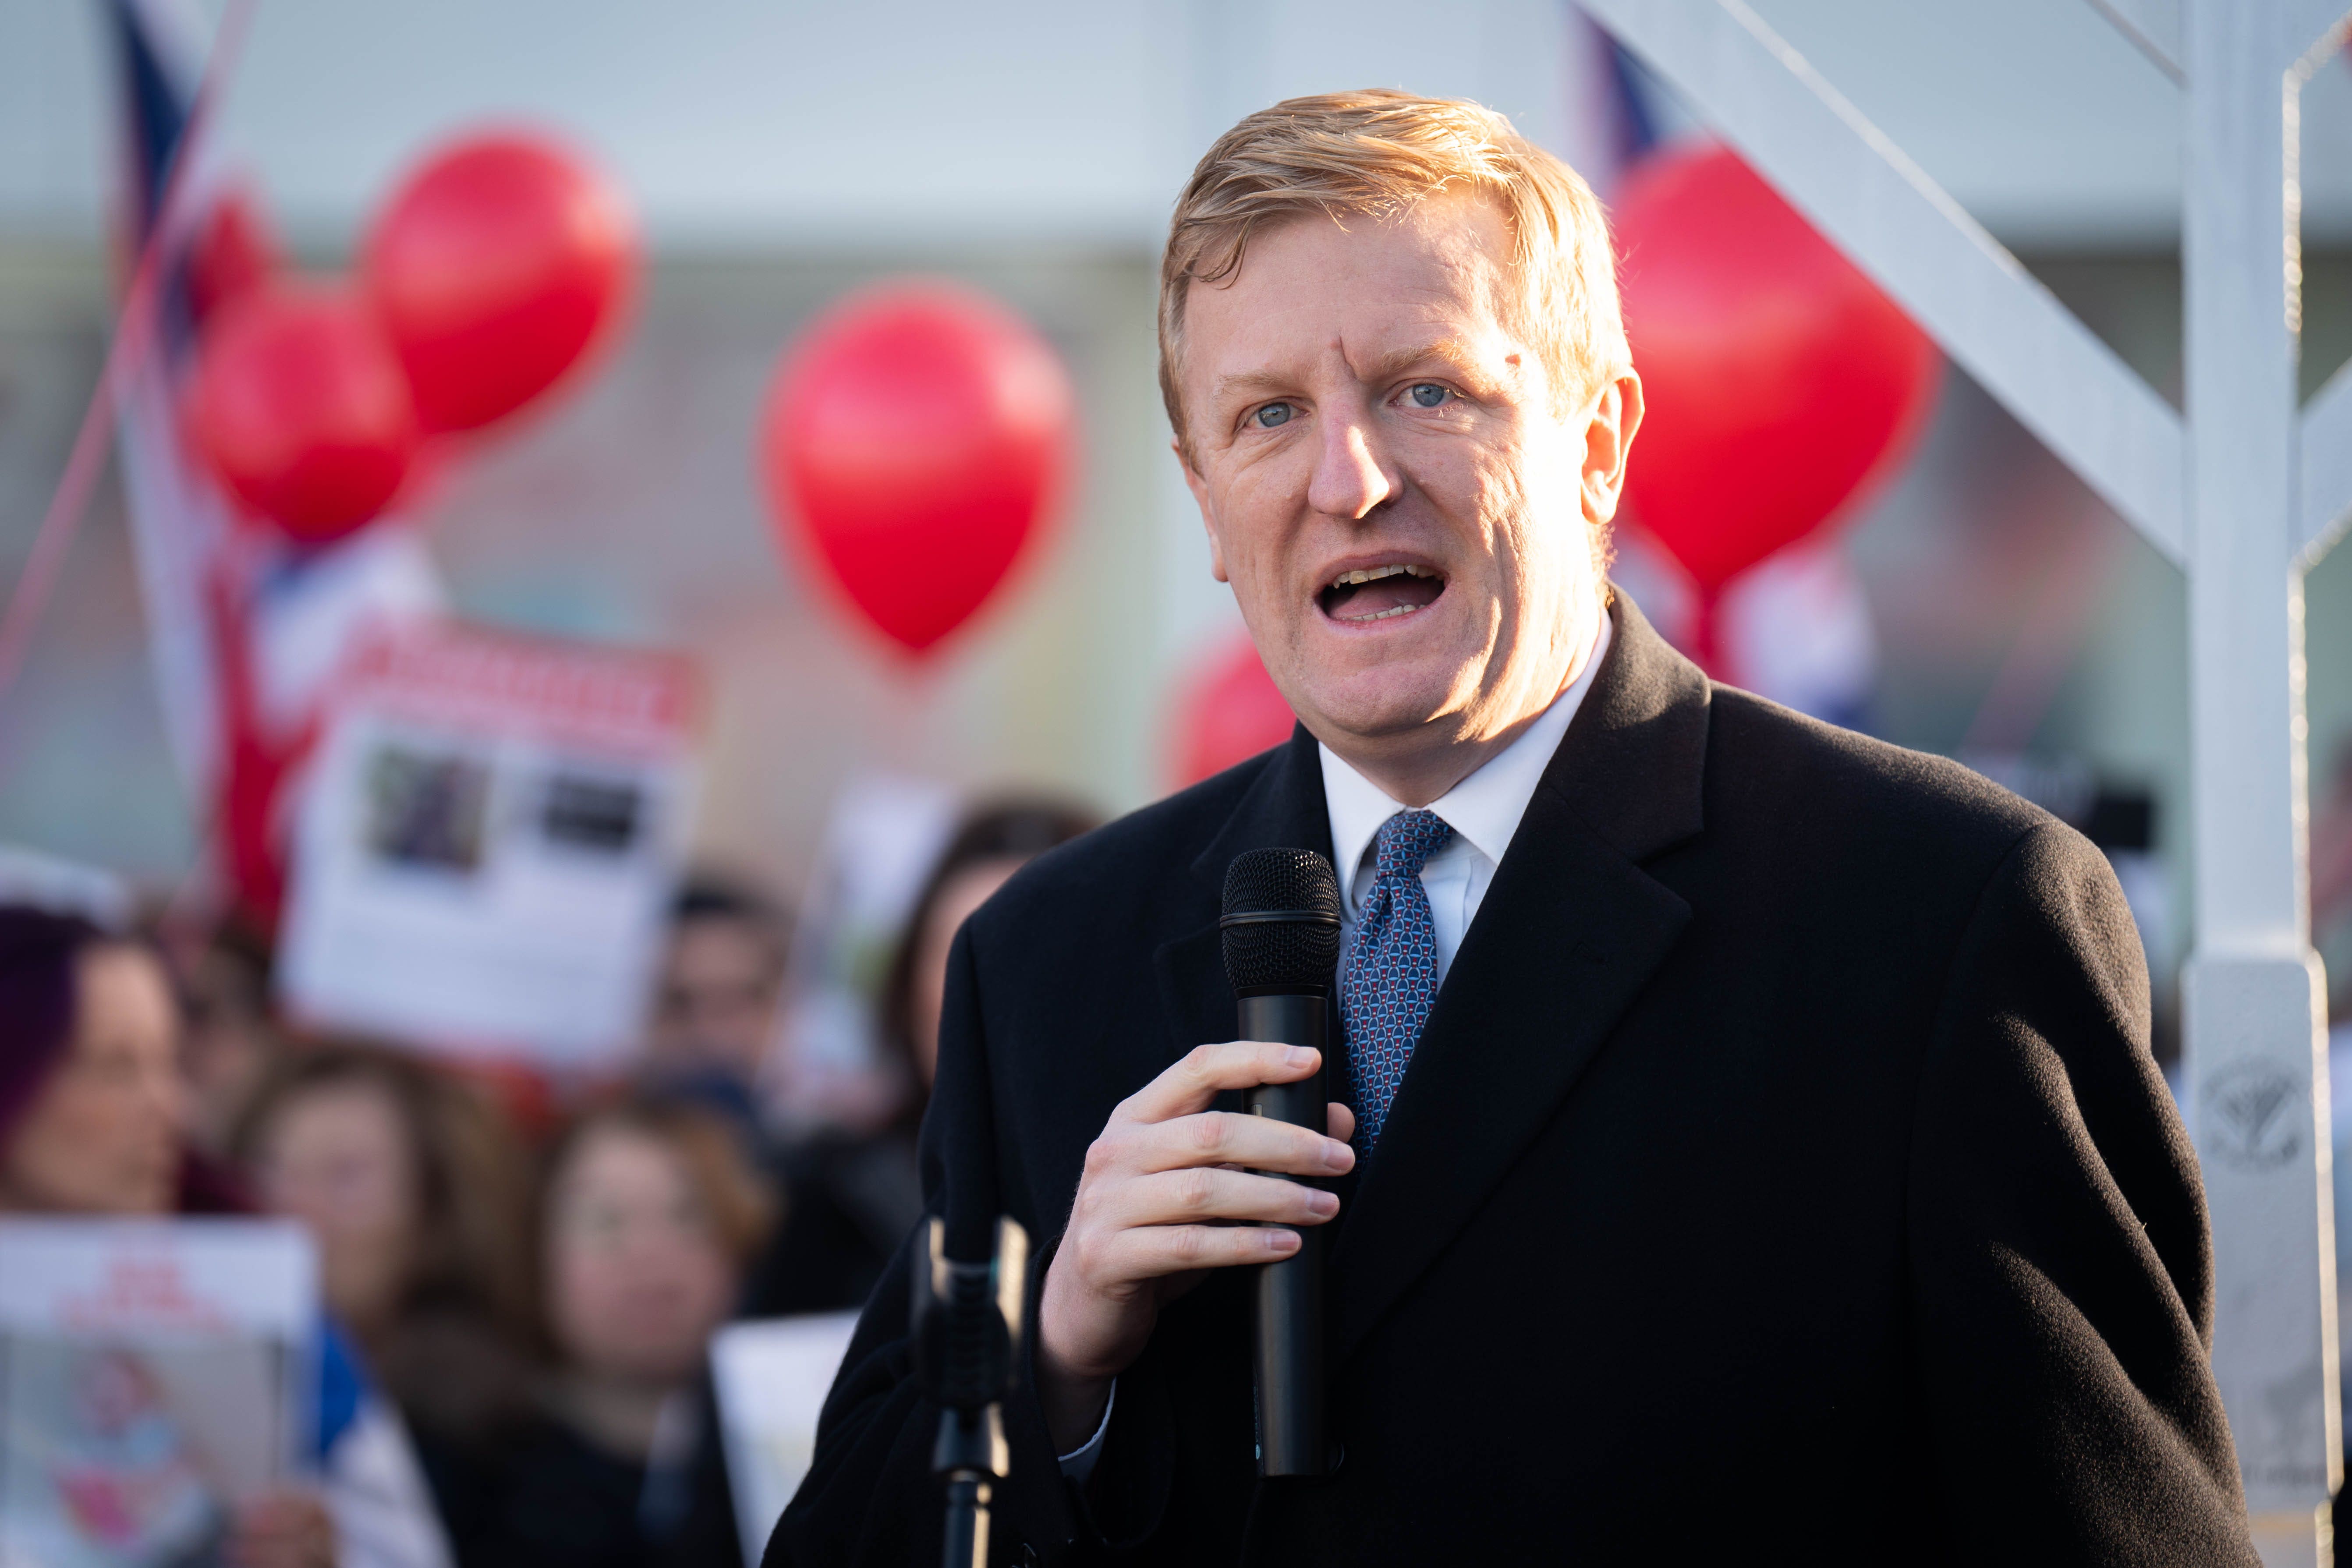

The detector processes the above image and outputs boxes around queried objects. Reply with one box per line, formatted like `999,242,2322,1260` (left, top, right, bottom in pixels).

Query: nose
1307,408,1396,521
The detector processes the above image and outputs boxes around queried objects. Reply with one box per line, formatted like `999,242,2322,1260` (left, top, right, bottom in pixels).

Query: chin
1294,661,1473,744
120,1182,176,1217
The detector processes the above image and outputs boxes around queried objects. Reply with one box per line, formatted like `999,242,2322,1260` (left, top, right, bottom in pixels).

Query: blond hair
1158,88,1628,462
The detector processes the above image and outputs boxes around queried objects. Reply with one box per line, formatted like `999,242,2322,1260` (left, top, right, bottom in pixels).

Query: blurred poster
765,773,956,1134
709,1313,861,1568
277,623,700,1070
0,1220,316,1568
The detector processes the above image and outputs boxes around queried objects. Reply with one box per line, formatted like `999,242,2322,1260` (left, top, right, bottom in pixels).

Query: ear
1176,438,1231,583
1579,370,1644,527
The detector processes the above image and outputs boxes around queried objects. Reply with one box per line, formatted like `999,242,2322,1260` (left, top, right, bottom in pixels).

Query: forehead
281,1075,403,1129
562,1122,683,1193
1181,193,1522,377
74,944,174,1035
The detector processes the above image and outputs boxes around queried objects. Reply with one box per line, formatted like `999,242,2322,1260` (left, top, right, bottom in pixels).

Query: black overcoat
770,594,2256,1566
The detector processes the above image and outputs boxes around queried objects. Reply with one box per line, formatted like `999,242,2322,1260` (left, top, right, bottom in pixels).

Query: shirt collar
1319,611,1614,906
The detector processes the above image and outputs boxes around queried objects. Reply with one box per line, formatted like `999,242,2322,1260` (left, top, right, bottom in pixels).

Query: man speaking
772,91,2256,1565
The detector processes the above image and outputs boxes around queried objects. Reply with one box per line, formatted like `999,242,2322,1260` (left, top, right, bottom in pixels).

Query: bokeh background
5,5,2352,1563
4,4,2348,1003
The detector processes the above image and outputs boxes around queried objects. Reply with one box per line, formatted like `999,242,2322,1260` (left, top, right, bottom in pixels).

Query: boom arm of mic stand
913,1215,1029,1568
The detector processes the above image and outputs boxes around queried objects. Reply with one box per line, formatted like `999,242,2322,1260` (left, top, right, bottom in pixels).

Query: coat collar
1153,592,1713,1359
1187,723,1335,892
1536,589,1710,864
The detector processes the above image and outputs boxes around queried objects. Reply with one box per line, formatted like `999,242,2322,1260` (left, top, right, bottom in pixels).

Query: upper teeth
1331,563,1435,588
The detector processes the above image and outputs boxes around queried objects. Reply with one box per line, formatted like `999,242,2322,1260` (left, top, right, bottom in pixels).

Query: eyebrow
1364,339,1484,386
1209,370,1296,406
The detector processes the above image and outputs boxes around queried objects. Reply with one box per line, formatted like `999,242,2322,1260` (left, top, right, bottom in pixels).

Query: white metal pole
2181,1,2338,1561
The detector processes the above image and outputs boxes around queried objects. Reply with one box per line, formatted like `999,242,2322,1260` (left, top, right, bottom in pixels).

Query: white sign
0,1219,319,1568
278,621,701,1069
766,773,956,1130
709,1312,861,1568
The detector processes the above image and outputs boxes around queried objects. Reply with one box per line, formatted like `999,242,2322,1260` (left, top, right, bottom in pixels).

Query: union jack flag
109,0,443,924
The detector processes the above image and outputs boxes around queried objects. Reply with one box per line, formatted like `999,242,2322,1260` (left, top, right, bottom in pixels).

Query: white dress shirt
1058,612,1612,1478
1319,611,1612,983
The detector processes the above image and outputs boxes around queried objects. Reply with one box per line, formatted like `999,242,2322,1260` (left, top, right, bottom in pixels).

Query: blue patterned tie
1339,809,1455,1157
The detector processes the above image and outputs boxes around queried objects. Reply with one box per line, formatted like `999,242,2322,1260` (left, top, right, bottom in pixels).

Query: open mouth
1318,562,1446,624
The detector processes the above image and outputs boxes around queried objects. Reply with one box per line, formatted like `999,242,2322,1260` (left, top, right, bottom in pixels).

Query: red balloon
762,284,1072,658
187,185,280,327
362,131,636,434
1171,633,1297,788
186,283,420,544
1616,145,1938,601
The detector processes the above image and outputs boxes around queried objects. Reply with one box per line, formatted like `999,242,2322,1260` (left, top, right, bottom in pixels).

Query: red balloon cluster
761,285,1072,658
184,131,636,547
1614,144,1939,671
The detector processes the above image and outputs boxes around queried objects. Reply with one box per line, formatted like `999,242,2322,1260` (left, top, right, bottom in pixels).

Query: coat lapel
1151,725,1337,1062
1326,593,1712,1364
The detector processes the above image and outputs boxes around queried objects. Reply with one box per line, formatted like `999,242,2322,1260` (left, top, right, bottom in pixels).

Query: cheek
268,1175,333,1232
333,1168,414,1241
672,1242,737,1327
1214,459,1305,580
549,1244,619,1338
28,1084,110,1146
1475,440,1579,582
44,1084,158,1177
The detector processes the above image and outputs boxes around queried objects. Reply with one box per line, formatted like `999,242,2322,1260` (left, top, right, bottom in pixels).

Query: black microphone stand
912,1214,1029,1568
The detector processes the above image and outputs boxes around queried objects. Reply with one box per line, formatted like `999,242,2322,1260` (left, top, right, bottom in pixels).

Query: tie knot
1373,809,1454,880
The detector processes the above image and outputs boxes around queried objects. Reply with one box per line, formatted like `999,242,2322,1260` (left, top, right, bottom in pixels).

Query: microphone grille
1220,848,1342,994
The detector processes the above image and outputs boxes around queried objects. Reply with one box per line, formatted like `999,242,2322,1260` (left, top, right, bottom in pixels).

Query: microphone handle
1237,990,1330,1479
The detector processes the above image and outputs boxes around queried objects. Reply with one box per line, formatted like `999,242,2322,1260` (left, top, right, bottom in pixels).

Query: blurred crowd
7,739,2349,1568
0,793,1101,1568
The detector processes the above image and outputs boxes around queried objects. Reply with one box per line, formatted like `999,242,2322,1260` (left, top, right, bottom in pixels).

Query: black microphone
1221,847,1342,1479
911,1215,1028,1568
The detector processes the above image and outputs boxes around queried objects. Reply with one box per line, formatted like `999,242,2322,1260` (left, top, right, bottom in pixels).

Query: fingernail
1306,1190,1339,1217
1263,1228,1300,1252
1285,1046,1317,1068
1323,1140,1355,1172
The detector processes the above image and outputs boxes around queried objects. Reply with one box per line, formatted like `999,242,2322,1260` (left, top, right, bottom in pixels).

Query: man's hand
1037,1041,1356,1451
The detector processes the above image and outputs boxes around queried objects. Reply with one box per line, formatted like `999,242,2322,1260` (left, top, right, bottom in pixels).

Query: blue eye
1254,403,1294,428
1408,383,1450,408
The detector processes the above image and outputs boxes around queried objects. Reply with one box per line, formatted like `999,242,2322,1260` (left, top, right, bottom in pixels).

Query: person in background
643,880,791,1129
754,797,1099,1317
170,917,283,1158
653,800,1100,1568
883,799,1105,1091
444,1097,772,1568
0,905,450,1568
234,1046,539,1493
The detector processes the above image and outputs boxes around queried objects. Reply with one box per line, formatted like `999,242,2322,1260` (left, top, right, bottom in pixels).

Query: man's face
1177,195,1638,775
651,915,783,1080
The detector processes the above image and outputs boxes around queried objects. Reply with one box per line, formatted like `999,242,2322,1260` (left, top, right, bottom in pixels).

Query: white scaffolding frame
1573,2,2352,1560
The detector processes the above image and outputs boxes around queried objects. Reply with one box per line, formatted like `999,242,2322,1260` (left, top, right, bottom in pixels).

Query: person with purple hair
0,904,453,1568
0,908,190,1217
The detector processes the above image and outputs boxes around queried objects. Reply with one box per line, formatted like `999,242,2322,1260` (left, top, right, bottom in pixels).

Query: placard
0,1219,318,1568
765,773,956,1129
278,621,701,1069
709,1312,861,1568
